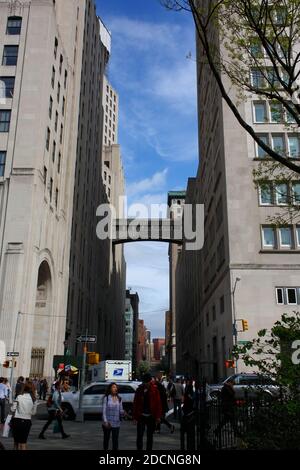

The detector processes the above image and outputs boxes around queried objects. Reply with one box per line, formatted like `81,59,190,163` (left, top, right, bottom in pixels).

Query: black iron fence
196,395,287,450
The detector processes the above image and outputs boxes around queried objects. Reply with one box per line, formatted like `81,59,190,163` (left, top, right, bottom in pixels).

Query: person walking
38,381,70,440
155,374,175,434
173,378,184,420
214,377,241,439
180,379,196,451
133,373,162,451
102,382,125,451
10,381,37,450
0,377,8,426
14,377,24,399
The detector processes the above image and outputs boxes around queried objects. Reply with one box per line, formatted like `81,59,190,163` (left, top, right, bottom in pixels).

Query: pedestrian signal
242,320,249,331
3,360,10,368
225,360,234,368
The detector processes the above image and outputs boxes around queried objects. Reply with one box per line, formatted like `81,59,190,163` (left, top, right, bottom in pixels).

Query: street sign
7,352,19,357
76,335,97,343
237,341,251,345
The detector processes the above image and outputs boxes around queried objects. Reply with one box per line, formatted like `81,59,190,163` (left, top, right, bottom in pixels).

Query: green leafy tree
233,312,300,449
136,360,150,378
161,0,300,175
233,312,300,394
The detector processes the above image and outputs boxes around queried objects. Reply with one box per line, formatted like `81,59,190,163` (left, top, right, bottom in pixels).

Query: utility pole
9,311,22,403
76,329,87,422
232,278,241,374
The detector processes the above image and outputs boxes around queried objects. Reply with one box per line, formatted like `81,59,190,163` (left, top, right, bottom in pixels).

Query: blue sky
96,0,198,337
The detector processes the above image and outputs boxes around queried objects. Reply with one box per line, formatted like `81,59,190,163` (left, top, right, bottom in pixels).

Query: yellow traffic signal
86,352,100,365
242,320,249,331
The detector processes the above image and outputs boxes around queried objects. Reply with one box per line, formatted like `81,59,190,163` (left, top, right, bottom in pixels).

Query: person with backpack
38,381,70,440
102,382,125,451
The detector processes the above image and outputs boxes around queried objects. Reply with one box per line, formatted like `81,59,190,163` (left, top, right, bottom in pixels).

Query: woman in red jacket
133,373,162,450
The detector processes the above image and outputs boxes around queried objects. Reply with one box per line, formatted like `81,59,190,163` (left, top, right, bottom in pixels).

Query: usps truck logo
113,368,124,376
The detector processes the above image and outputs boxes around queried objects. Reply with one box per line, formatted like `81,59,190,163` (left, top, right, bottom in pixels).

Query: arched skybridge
111,218,184,245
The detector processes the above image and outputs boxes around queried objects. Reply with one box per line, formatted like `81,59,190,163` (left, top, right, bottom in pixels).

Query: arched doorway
30,261,52,378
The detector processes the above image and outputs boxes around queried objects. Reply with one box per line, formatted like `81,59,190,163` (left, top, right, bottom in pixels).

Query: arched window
6,16,22,35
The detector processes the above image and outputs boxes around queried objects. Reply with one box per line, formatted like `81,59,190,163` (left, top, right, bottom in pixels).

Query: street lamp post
232,277,241,374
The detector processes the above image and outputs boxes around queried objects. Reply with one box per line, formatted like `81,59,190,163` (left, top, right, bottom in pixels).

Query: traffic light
225,359,235,368
242,319,249,331
86,352,100,365
3,360,10,368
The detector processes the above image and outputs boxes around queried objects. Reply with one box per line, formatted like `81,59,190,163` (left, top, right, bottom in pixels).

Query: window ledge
260,249,300,254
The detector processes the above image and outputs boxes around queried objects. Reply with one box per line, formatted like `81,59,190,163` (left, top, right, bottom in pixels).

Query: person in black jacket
180,379,196,450
214,378,241,438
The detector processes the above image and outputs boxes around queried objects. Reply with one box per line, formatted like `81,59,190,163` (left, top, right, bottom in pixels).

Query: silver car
208,373,281,401
61,381,140,420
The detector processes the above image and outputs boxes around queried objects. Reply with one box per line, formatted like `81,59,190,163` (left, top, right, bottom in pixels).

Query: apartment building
176,4,300,381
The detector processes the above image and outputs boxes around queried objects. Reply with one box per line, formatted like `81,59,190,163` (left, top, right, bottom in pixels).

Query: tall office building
175,3,300,381
167,191,185,373
0,0,87,379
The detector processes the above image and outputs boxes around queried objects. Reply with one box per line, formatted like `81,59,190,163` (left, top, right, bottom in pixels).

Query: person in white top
0,377,8,425
11,381,37,450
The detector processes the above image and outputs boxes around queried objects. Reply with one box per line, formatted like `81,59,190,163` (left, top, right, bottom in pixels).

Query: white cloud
127,168,168,197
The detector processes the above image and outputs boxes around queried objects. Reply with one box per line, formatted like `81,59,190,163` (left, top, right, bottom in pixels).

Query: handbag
2,414,13,438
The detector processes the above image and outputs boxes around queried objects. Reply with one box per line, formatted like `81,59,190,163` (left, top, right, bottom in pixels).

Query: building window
254,102,267,122
57,82,60,103
52,140,56,162
64,70,68,89
216,197,223,228
49,96,53,119
0,77,15,98
278,227,292,248
262,226,276,248
288,135,300,158
43,166,47,185
54,37,58,59
51,67,55,89
0,151,6,176
58,152,61,173
104,171,107,181
2,45,19,66
296,226,300,247
259,183,273,205
46,127,50,150
220,295,225,314
62,97,65,116
60,124,63,144
270,101,283,123
55,112,58,132
206,312,209,326
256,134,269,158
292,183,300,204
108,175,111,184
251,69,265,88
59,54,63,74
55,188,58,209
287,288,297,305
272,134,285,155
276,288,284,305
108,187,111,198
0,110,11,132
212,305,216,321
6,17,22,35
275,183,288,205
49,177,53,202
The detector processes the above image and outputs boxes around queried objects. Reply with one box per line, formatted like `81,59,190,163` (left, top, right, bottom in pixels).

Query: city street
0,404,180,450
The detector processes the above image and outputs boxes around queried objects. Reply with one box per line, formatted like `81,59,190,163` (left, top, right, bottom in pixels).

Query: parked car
61,381,140,420
208,373,281,401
